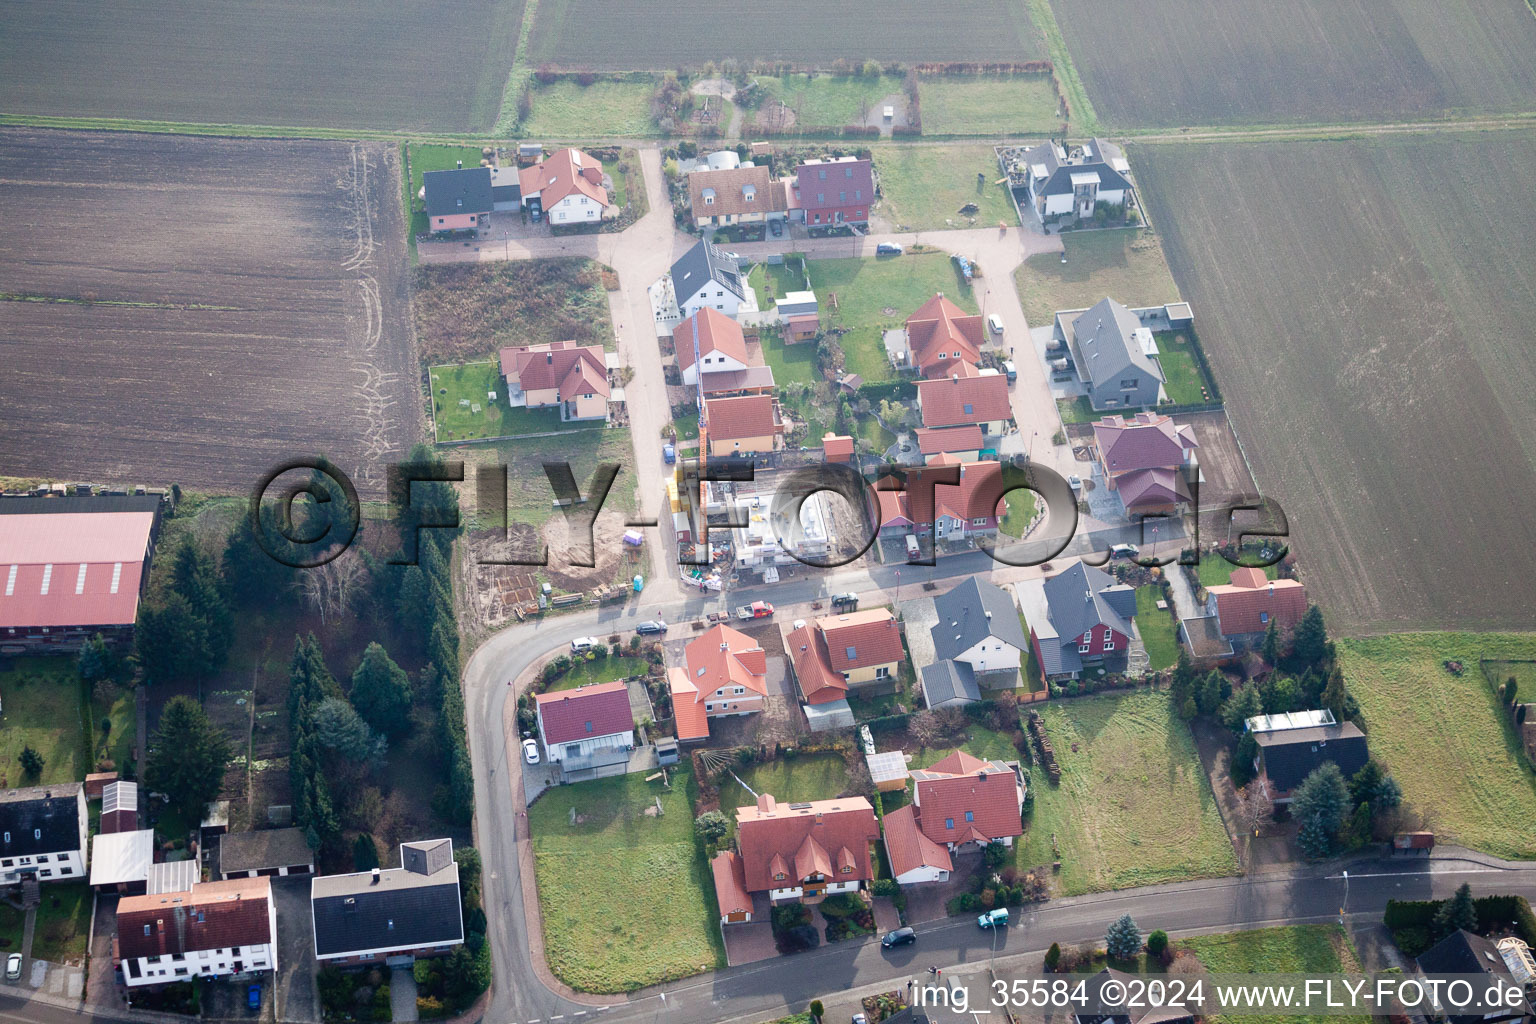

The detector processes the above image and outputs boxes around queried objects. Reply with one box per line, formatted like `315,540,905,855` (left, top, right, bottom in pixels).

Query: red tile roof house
0,494,164,653
903,294,985,379
674,307,772,390
667,624,768,742
792,157,875,228
717,793,880,908
884,752,1025,884
871,462,1008,545
822,433,855,463
534,681,635,777
704,394,785,457
1091,412,1199,515
517,147,608,225
498,340,610,423
915,374,1013,435
1205,569,1308,648
916,424,984,464
116,877,277,988
785,609,907,706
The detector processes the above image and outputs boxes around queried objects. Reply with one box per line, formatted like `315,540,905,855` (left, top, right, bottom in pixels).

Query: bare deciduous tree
1237,784,1271,837
298,547,369,625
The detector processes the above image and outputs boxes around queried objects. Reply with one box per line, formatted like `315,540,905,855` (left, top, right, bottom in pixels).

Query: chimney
371,868,381,885
1085,589,1092,602
546,353,553,364
720,642,729,651
984,610,992,620
757,793,776,814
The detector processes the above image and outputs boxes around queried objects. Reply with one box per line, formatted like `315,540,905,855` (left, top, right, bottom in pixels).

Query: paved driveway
271,876,320,1023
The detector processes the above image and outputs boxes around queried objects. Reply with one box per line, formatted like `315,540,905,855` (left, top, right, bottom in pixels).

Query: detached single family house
1091,412,1199,515
1415,930,1527,1024
793,157,874,227
670,240,749,319
1018,561,1136,680
902,294,984,379
689,165,787,229
311,839,464,966
786,608,906,706
883,752,1024,884
423,166,492,235
704,394,784,456
498,340,610,422
1206,569,1308,649
673,307,775,397
517,147,607,224
1016,138,1132,223
0,782,87,885
930,577,1029,689
722,793,879,906
117,877,277,988
534,681,636,782
873,461,1006,545
1246,711,1368,805
1055,298,1166,411
915,374,1012,433
669,624,768,742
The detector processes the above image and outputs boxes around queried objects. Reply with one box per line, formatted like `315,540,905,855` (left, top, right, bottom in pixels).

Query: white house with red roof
667,624,768,742
704,394,784,456
518,148,608,224
1205,568,1308,647
533,681,635,767
883,751,1024,884
1091,412,1199,514
673,307,776,394
785,608,906,706
497,340,610,422
915,374,1012,433
902,294,985,379
727,793,879,904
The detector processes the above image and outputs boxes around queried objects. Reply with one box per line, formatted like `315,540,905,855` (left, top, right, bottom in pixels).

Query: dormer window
841,865,853,874
774,871,786,881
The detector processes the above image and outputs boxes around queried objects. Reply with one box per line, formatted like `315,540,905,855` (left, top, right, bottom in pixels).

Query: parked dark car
881,927,916,948
770,219,784,237
247,985,262,1010
635,620,667,635
830,593,859,610
876,243,904,256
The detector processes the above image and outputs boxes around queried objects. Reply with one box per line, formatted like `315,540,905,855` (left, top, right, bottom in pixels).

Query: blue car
248,984,262,1010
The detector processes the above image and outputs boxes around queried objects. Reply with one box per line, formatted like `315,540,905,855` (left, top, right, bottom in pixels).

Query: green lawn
545,654,649,693
404,143,489,239
756,327,819,389
1015,229,1182,328
1154,331,1213,405
671,408,700,442
873,144,1017,232
528,767,723,992
998,489,1038,540
1016,691,1236,894
717,752,850,817
0,902,24,953
1340,633,1536,860
1056,395,1097,425
1195,555,1280,589
755,73,906,127
806,253,975,382
918,74,1062,135
1184,926,1365,1024
454,427,639,530
521,78,657,137
746,261,810,308
907,723,1019,772
1135,586,1179,671
0,659,87,787
429,362,603,442
31,883,93,963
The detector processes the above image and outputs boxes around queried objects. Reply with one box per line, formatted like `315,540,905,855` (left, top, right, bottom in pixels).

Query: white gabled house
0,783,87,885
116,877,278,987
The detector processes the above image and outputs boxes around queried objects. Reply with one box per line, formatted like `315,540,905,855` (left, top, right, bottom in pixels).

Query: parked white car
570,636,600,652
987,313,1005,335
6,953,21,981
522,739,541,764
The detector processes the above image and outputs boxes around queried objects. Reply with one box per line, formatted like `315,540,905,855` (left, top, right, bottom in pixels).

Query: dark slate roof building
1253,722,1369,800
670,239,746,310
1020,139,1132,202
218,826,316,878
1415,930,1524,1024
931,577,1030,662
1057,297,1166,411
311,839,464,963
423,167,493,218
920,660,981,708
0,783,87,886
1020,562,1137,679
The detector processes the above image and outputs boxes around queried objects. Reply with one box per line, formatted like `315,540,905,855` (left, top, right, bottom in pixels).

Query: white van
905,535,921,559
987,314,1005,335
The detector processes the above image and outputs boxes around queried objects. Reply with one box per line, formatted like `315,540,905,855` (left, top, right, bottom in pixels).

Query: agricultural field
0,129,416,498
527,767,724,992
1133,134,1536,633
527,0,1043,68
0,0,524,132
412,259,615,365
520,78,658,137
918,74,1063,136
1049,0,1536,128
872,145,1017,232
1014,229,1180,328
1015,691,1236,894
1339,633,1536,860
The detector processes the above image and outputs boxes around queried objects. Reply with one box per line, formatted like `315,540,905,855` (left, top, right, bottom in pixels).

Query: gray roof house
1056,297,1166,411
311,839,463,964
931,577,1031,688
1017,138,1133,224
920,661,981,708
218,827,316,878
1252,722,1369,803
1018,562,1137,680
0,782,87,886
670,240,748,318
423,167,493,220
1415,930,1525,1024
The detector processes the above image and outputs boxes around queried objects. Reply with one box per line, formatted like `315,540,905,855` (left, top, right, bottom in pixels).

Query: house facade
785,609,905,706
931,577,1028,688
689,165,787,228
914,374,1012,433
517,148,607,224
1091,412,1199,514
872,461,1006,544
670,240,749,319
1055,298,1166,411
534,681,635,764
498,341,610,422
675,307,752,386
1018,561,1137,680
117,877,277,987
0,783,87,885
668,625,768,741
423,167,492,234
704,394,784,456
311,840,464,966
793,157,874,227
1248,715,1368,804
916,425,983,463
0,493,164,653
731,793,879,903
1016,138,1132,222
881,803,953,884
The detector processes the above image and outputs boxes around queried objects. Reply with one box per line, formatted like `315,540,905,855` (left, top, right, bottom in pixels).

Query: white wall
680,288,743,321
955,637,1022,674
681,350,750,387
892,864,950,885
542,728,631,764
550,194,601,223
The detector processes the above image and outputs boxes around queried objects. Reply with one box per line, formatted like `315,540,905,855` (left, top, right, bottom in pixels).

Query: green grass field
0,659,88,787
873,145,1016,232
1155,331,1214,404
746,261,810,308
755,73,906,128
528,767,723,991
907,724,1018,773
756,327,819,387
919,74,1062,135
1015,229,1181,329
1195,556,1279,589
1056,396,1097,425
806,253,975,382
30,883,93,963
453,427,638,531
521,78,657,137
1016,691,1236,893
429,362,603,442
1340,633,1536,860
717,752,850,816
1184,926,1365,1024
1135,586,1180,671
545,654,649,693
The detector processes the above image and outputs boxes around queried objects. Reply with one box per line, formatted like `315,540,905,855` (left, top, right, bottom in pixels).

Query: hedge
1383,895,1536,946
856,379,917,405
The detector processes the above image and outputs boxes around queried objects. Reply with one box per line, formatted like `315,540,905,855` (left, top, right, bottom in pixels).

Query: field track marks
340,142,399,490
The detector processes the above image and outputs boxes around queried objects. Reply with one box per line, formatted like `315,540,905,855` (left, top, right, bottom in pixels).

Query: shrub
871,878,900,897
810,1000,825,1020
1044,942,1062,971
1146,930,1169,958
1392,927,1432,957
